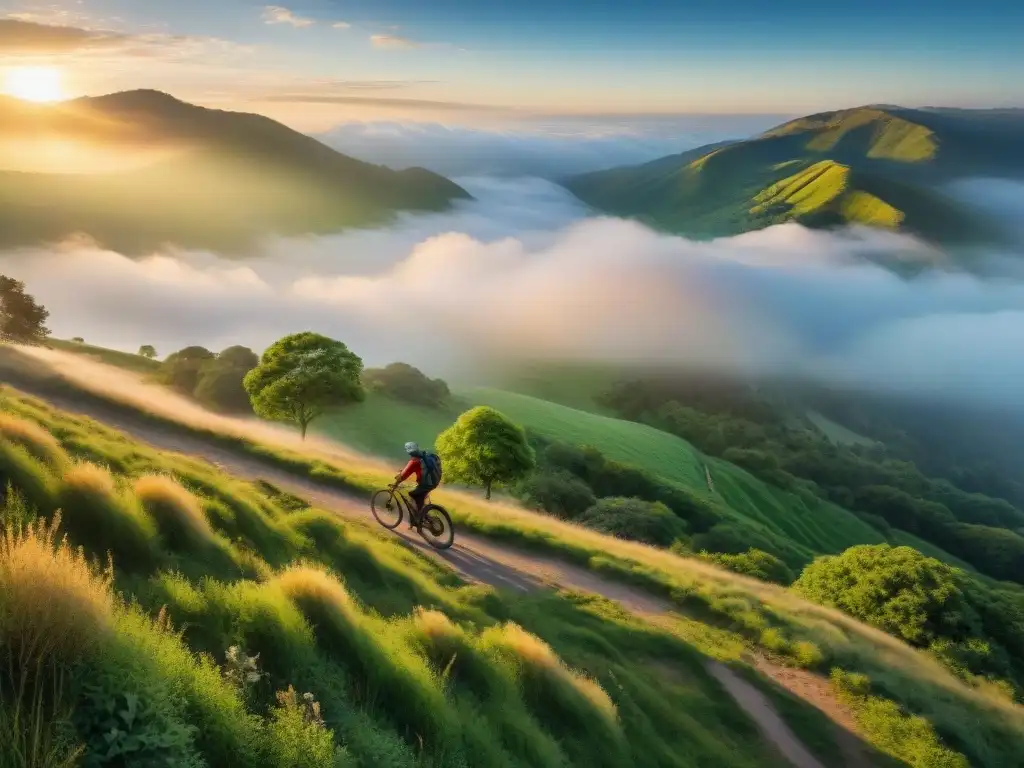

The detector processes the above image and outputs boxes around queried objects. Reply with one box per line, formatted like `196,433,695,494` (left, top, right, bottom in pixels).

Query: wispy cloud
262,6,314,28
370,34,421,49
0,17,128,54
332,22,352,30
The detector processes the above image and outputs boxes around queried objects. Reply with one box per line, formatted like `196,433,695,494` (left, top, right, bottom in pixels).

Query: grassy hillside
47,338,162,375
0,387,807,767
564,105,1024,249
2,369,1022,766
0,90,470,254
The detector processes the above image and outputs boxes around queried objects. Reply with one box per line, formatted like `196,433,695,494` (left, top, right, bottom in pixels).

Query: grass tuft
134,474,220,553
55,462,160,572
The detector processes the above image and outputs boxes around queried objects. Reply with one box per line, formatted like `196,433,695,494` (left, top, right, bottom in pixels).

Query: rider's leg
408,485,428,525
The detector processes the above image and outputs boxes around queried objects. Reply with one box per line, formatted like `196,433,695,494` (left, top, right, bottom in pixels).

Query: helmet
404,441,419,455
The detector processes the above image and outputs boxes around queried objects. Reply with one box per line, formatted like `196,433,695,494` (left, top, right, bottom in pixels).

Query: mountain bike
371,484,455,550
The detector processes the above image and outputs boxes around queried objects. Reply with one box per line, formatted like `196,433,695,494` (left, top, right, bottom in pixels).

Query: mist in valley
1,125,1023,414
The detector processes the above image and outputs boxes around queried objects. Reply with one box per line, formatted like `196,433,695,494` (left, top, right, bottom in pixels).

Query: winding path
4,378,872,768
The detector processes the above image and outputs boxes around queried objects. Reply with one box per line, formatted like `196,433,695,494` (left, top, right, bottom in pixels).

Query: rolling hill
0,90,471,254
564,105,1024,249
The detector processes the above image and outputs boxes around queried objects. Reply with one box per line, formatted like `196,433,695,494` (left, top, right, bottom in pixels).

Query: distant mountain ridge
0,90,471,254
564,105,1024,252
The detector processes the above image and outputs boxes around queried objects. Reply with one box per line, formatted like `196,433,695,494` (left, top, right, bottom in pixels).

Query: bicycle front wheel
418,504,455,550
371,489,404,530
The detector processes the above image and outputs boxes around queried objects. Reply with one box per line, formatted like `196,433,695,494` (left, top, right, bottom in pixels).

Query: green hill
564,105,1024,249
0,90,470,254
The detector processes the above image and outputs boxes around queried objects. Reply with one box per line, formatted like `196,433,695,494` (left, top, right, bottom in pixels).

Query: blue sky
1,0,1021,130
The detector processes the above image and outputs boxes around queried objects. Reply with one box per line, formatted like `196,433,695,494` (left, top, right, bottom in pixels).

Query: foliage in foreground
0,399,809,768
0,383,1020,767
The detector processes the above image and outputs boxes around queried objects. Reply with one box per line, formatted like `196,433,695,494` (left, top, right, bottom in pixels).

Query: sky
0,0,1022,131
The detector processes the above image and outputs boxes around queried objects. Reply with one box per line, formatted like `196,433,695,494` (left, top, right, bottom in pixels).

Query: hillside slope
0,90,470,253
564,106,1024,249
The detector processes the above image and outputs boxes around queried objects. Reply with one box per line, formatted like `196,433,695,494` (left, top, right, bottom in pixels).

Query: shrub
262,685,347,768
516,471,596,520
577,498,687,547
793,545,976,647
134,475,219,553
362,362,450,408
698,548,795,585
56,463,159,572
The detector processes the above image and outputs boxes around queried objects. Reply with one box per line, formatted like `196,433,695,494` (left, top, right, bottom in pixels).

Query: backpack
422,452,443,487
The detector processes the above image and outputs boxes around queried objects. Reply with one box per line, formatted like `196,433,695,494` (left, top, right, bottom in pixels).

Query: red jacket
398,457,423,483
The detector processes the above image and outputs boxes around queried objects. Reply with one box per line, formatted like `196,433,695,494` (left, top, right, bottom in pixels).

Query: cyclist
394,442,440,524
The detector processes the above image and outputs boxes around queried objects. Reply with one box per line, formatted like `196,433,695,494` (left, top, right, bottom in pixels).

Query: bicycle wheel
371,488,404,530
418,504,455,550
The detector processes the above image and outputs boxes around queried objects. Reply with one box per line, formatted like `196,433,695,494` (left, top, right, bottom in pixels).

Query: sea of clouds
3,174,1024,412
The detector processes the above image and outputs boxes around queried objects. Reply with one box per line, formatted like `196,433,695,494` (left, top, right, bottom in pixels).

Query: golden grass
0,415,66,469
5,346,1022,735
481,622,618,726
134,474,218,551
0,510,114,666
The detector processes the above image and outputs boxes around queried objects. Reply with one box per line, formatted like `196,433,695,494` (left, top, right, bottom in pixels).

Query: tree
157,346,215,395
0,275,49,345
138,345,157,359
436,406,534,499
516,470,596,519
194,346,259,414
243,332,364,439
362,362,450,408
793,544,977,646
71,337,85,344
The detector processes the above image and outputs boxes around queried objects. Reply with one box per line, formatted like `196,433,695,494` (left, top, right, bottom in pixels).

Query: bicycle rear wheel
418,504,455,550
371,489,404,530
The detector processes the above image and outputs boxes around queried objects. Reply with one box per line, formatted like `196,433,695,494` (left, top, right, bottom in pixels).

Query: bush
55,463,159,572
698,548,795,585
576,498,688,547
157,347,215,395
194,346,259,414
691,522,808,569
793,545,976,647
262,686,347,768
362,362,449,408
516,471,596,520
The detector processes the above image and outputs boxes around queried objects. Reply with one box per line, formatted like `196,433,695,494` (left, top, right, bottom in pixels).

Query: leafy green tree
157,346,215,395
71,337,84,343
0,275,49,344
793,544,977,646
243,332,364,439
138,345,157,359
194,346,259,414
577,497,688,547
362,362,450,408
436,406,534,499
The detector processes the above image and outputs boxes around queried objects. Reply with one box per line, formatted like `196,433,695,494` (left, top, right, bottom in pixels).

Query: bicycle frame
392,486,430,525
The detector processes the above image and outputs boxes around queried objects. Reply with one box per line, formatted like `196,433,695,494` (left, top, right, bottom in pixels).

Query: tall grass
2,368,1022,765
134,474,219,552
56,462,160,572
0,504,114,767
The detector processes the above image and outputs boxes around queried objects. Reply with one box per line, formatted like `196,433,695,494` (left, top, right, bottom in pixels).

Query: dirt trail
3,382,870,768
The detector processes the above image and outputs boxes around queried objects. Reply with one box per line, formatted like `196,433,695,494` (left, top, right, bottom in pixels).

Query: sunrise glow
2,66,65,103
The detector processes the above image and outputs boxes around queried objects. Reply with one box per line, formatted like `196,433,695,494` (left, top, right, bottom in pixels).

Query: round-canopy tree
0,275,49,345
243,332,364,439
194,346,259,414
436,406,534,499
138,345,157,359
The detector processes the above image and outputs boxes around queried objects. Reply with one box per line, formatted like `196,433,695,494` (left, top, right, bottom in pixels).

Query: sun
2,67,65,103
